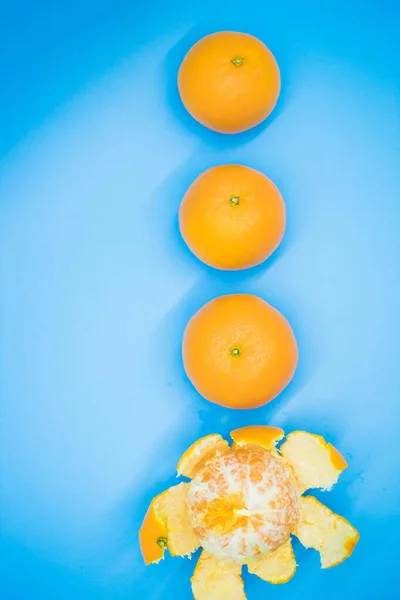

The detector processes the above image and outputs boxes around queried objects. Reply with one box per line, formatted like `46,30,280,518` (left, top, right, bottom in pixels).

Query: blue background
1,1,399,598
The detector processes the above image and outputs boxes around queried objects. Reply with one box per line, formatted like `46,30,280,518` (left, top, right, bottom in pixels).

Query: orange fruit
179,165,285,271
182,294,298,409
188,444,300,562
140,428,359,591
178,31,280,134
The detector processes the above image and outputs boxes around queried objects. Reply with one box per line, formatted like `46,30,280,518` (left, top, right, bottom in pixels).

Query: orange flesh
188,445,300,562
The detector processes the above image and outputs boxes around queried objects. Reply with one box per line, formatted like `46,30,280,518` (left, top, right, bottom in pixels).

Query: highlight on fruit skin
178,31,280,134
139,426,359,599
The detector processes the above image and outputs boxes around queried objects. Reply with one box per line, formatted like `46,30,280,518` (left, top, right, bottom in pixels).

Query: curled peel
279,431,348,493
177,434,230,479
293,495,360,568
139,482,199,564
191,550,246,600
230,425,285,456
247,538,296,584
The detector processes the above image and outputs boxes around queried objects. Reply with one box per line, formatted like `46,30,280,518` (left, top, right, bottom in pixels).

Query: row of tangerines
177,31,297,410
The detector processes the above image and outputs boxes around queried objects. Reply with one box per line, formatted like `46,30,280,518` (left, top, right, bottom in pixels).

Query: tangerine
178,31,280,134
179,164,285,270
182,294,298,409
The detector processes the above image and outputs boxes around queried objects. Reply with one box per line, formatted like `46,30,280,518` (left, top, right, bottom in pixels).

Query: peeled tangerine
139,427,359,600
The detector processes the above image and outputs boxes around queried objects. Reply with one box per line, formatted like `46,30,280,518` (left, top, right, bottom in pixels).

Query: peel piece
247,538,296,584
230,425,284,456
139,494,169,565
177,434,230,479
280,431,348,493
293,496,359,568
139,482,200,564
191,550,247,600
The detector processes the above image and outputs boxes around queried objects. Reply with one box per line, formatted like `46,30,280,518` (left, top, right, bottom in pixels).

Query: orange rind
247,538,296,584
139,493,169,565
139,483,199,564
191,550,246,600
293,496,360,568
279,431,348,493
230,425,284,455
140,427,359,597
177,434,230,479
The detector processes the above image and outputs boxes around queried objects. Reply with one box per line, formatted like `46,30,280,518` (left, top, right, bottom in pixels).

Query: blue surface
1,1,399,598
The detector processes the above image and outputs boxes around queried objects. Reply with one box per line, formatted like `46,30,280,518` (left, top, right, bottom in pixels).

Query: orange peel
293,496,360,568
230,425,284,455
139,494,169,565
140,427,359,597
191,550,246,600
177,434,230,479
279,431,348,493
139,482,199,564
247,538,296,584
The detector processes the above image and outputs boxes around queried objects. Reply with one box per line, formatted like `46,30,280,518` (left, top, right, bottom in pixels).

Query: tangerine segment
230,425,284,455
177,434,230,479
188,446,300,563
179,165,285,271
247,538,296,584
191,550,246,600
279,431,348,493
178,31,280,134
139,483,200,564
183,294,298,409
293,496,359,569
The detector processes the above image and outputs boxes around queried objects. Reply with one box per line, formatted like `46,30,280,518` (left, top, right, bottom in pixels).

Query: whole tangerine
178,31,280,134
179,164,285,270
182,294,298,409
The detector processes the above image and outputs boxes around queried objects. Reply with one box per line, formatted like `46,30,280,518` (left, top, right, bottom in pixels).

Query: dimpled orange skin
179,165,286,271
178,32,280,134
182,294,298,409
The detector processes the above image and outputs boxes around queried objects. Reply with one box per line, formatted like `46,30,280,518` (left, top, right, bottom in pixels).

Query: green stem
231,348,240,357
229,196,240,206
157,537,168,548
231,57,244,68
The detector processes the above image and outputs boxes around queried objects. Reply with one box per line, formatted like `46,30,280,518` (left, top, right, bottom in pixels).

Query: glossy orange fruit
179,165,285,271
178,31,280,134
182,294,298,409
